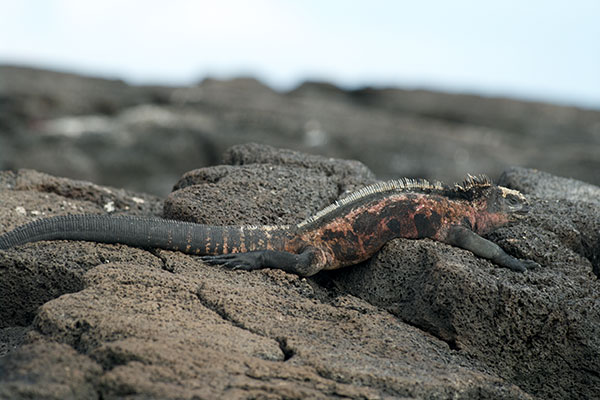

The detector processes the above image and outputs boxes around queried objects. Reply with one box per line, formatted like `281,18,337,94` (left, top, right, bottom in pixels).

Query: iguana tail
0,214,286,254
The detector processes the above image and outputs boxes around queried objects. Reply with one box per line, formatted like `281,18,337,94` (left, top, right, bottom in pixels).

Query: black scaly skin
0,215,287,255
0,176,540,276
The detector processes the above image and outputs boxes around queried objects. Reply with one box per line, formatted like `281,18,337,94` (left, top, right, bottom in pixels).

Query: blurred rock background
1,65,599,196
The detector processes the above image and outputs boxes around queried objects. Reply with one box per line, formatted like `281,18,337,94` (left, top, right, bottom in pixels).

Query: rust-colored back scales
284,176,506,269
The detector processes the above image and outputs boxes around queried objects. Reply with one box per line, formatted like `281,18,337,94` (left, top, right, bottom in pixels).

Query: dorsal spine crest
455,174,493,191
297,177,449,229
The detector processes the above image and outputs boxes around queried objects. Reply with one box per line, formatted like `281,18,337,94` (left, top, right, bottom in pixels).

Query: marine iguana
0,175,539,276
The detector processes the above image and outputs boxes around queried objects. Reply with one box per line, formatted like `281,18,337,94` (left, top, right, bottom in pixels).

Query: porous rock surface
0,144,598,399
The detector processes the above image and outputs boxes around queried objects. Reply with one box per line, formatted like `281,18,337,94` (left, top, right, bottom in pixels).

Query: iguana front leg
201,247,325,276
446,225,539,272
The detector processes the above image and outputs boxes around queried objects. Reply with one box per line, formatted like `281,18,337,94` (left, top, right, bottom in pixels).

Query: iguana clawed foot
518,259,541,270
201,252,263,271
500,257,540,272
201,249,321,276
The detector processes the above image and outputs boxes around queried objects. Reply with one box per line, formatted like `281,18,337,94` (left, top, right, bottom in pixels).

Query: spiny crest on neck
449,174,494,194
450,174,495,201
296,174,494,229
454,174,493,192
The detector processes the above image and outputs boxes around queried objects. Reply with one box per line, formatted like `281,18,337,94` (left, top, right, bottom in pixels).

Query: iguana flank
0,175,539,276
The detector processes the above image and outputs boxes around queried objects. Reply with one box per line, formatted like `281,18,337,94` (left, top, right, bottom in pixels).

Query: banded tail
0,215,288,255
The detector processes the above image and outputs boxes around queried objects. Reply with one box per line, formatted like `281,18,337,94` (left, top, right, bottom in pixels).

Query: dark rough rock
0,327,28,358
164,163,344,226
164,143,376,225
499,166,600,204
0,169,164,217
0,145,540,399
0,336,102,400
222,142,376,190
2,65,599,196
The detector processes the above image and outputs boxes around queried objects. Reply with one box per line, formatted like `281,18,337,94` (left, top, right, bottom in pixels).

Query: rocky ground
1,65,599,196
0,144,599,399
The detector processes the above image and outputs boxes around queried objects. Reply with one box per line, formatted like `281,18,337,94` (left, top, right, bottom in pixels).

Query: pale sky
1,0,599,108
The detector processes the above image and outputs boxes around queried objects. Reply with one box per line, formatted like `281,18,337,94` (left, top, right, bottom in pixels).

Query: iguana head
484,186,530,215
452,175,530,234
454,175,528,213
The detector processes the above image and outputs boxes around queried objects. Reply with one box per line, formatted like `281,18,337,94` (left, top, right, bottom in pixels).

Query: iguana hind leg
446,225,539,272
201,247,324,276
